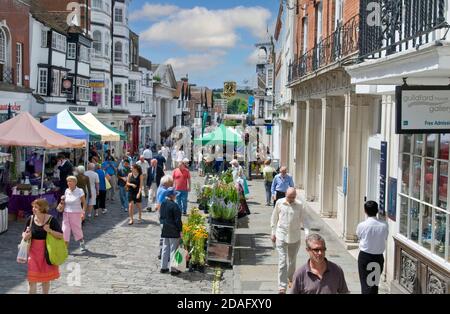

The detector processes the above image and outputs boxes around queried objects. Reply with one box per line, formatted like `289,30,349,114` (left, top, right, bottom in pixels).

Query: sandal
128,220,134,225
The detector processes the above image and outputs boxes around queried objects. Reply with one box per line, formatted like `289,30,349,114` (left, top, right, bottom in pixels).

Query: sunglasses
308,247,327,253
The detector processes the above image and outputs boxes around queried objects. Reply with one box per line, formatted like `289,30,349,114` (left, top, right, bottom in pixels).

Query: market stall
0,112,85,219
0,152,12,233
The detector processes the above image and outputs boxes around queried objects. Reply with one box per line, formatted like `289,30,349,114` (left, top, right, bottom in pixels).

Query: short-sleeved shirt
117,167,131,187
136,160,150,176
24,215,63,240
96,169,107,191
102,160,117,176
173,168,191,191
291,259,350,294
85,170,100,198
263,166,276,183
157,186,168,205
64,187,85,213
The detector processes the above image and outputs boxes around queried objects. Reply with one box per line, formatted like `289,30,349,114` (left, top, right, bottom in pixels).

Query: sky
128,0,279,89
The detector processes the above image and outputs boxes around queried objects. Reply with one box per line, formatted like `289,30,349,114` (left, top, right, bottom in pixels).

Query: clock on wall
223,81,236,98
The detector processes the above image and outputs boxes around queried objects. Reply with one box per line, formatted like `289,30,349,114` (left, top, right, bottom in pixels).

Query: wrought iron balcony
359,0,449,61
289,14,359,83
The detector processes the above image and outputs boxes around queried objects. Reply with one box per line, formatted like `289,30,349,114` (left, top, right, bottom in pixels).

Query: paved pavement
232,178,389,294
0,170,387,294
0,171,232,294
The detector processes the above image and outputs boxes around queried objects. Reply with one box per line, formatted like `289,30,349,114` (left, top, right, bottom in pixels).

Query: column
319,97,334,217
303,100,316,201
342,93,370,242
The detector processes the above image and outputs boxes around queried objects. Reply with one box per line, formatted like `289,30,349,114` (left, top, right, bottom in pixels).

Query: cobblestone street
0,171,387,294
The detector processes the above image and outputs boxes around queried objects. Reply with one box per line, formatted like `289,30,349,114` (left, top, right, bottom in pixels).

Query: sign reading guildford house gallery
396,86,450,134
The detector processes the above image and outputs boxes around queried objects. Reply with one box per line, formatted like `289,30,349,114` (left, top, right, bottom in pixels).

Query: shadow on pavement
70,250,117,259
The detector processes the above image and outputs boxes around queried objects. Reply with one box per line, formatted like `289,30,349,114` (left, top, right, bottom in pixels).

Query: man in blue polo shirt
271,167,295,208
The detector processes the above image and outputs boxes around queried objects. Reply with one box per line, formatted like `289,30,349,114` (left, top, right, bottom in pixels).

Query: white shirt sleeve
271,202,280,236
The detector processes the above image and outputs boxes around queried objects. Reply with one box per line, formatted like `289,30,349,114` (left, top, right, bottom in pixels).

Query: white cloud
139,5,272,50
246,49,260,65
165,51,226,77
129,4,180,21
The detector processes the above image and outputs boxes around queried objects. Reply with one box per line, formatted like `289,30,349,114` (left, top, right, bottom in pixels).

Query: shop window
421,206,433,250
92,88,102,105
401,154,411,195
414,134,424,156
409,200,420,243
434,209,447,259
426,134,437,158
439,134,450,160
411,156,422,200
399,196,408,237
424,159,434,205
403,134,412,153
437,161,448,210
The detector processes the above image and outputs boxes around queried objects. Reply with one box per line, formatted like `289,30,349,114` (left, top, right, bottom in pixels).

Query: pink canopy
0,112,85,149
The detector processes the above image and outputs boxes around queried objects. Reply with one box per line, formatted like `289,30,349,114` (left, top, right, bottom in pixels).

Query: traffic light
245,133,249,146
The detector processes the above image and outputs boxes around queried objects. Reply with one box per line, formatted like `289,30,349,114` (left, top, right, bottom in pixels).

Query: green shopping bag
45,218,68,266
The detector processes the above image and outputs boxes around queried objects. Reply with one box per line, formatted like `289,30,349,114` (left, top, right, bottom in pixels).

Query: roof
139,56,152,70
151,64,160,73
31,11,70,35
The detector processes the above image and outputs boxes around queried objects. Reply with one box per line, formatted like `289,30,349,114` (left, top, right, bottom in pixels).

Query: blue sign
248,96,255,105
388,177,397,221
379,141,388,215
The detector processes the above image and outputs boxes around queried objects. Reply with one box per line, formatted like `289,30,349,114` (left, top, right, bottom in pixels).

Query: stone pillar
342,93,370,242
319,97,334,217
304,100,318,201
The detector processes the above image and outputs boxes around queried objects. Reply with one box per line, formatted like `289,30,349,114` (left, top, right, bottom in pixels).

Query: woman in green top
262,159,276,206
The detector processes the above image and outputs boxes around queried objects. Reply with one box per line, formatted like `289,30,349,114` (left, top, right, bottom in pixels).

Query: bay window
399,134,450,262
114,41,122,62
114,84,122,106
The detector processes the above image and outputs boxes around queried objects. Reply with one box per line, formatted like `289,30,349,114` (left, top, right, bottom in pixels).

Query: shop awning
0,152,12,163
72,112,122,142
194,124,243,146
42,109,101,142
101,122,127,141
0,112,85,149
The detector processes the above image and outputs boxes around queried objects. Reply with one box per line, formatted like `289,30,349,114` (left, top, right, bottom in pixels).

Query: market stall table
8,190,61,218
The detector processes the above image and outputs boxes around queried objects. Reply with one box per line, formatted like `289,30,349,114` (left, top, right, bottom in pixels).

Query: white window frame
92,0,103,10
114,42,122,62
16,43,22,86
114,8,123,23
93,31,102,56
79,45,90,63
0,28,6,63
51,32,66,53
129,80,137,102
67,42,76,59
41,29,48,48
51,69,60,96
38,68,48,95
114,84,122,106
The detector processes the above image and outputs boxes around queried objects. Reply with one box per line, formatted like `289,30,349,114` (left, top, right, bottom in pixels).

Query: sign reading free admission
396,85,450,134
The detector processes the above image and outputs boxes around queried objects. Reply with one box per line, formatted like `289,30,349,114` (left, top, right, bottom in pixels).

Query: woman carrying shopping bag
21,199,63,294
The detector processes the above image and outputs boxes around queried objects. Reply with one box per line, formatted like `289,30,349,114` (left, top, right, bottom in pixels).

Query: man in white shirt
84,163,100,219
271,187,305,294
136,156,150,198
356,201,389,294
143,145,153,164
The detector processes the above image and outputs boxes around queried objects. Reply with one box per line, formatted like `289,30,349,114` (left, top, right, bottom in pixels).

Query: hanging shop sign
396,85,450,134
61,77,74,94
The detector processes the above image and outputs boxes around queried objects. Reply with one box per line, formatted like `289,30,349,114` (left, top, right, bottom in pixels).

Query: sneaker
102,208,108,214
80,241,86,252
160,269,169,274
124,208,128,212
87,213,92,218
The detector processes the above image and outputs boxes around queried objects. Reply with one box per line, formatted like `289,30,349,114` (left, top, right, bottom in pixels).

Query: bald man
271,167,295,208
271,187,305,294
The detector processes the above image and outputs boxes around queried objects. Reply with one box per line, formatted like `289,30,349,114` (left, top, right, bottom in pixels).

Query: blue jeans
176,191,189,214
118,185,128,210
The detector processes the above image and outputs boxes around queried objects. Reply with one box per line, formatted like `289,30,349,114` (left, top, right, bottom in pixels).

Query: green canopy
194,124,243,146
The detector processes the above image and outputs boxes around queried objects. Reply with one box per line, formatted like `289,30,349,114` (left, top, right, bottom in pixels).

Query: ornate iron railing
289,14,360,83
359,0,449,60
